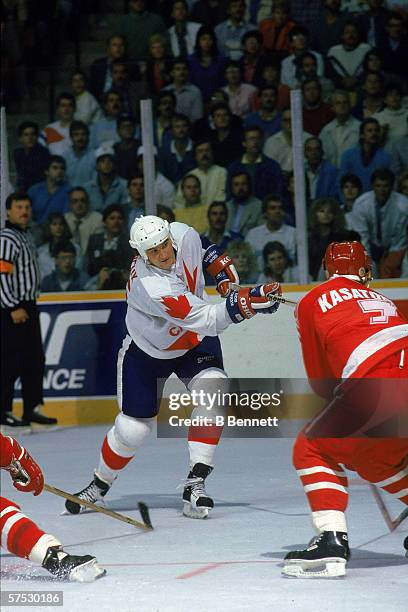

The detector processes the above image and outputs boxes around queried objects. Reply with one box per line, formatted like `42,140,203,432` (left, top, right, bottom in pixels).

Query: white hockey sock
29,534,62,565
188,440,216,468
312,510,348,534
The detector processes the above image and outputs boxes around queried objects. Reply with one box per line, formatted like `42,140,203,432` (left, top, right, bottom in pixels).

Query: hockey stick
44,484,153,531
369,484,408,532
266,292,297,307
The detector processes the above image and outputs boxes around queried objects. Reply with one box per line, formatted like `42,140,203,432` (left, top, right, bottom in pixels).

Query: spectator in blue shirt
14,121,50,191
63,121,96,187
215,0,253,60
84,144,128,213
90,90,123,149
244,84,281,139
41,241,88,292
339,118,391,193
304,137,339,202
28,156,71,224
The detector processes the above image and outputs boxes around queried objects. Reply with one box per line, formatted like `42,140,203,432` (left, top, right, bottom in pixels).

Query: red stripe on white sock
101,435,134,470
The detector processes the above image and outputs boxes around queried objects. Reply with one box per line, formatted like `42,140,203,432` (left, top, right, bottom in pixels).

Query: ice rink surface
1,425,407,612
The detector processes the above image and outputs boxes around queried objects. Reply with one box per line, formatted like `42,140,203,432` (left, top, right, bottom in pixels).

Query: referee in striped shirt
0,192,57,428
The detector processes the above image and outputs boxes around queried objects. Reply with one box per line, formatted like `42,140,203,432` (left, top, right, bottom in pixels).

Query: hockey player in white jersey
65,215,281,518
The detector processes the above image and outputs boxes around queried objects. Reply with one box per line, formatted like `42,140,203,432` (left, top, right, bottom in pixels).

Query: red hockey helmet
323,241,372,282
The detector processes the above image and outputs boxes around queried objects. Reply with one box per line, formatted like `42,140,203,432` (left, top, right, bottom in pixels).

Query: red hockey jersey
296,277,408,385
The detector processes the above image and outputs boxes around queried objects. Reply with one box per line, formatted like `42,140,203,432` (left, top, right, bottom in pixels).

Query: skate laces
178,476,206,491
78,482,104,503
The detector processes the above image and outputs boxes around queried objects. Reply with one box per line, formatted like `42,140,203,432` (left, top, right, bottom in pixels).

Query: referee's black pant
1,301,45,419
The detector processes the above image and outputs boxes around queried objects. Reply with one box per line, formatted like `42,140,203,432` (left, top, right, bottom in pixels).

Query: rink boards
12,280,408,426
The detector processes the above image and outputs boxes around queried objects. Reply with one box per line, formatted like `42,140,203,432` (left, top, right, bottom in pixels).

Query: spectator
352,71,385,120
28,156,71,224
264,107,313,174
156,205,176,223
378,11,408,80
244,85,281,139
362,47,385,76
85,144,128,213
118,0,168,62
41,241,88,292
257,241,299,283
113,115,141,181
246,194,296,270
64,187,103,257
14,121,50,191
280,26,324,89
304,137,339,201
293,51,335,101
110,59,146,118
226,240,258,283
158,113,195,184
90,90,123,149
191,0,227,28
200,201,232,252
225,171,263,239
229,126,285,199
36,213,79,280
188,26,227,104
320,90,361,167
258,0,296,58
136,146,176,206
41,93,75,156
310,0,349,55
208,103,244,167
308,197,346,279
145,34,173,96
86,204,132,279
89,34,127,101
71,71,103,125
63,121,95,187
302,77,335,136
372,83,408,150
215,0,253,60
191,89,231,139
168,0,201,58
175,140,226,205
239,30,265,85
253,60,290,110
357,0,388,48
379,223,408,278
290,0,324,31
391,121,408,178
154,90,176,148
164,58,203,123
127,173,145,229
327,21,371,91
222,60,257,117
174,175,209,233
339,118,391,192
340,173,363,227
350,167,408,265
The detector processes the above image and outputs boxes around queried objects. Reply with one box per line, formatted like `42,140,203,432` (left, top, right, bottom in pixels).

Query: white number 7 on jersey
357,299,397,324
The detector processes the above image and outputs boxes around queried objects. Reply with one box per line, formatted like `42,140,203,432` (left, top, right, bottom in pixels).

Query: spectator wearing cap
28,156,71,224
222,60,258,118
158,114,195,184
163,58,203,124
215,0,253,60
113,115,141,181
350,167,408,265
244,85,281,139
304,137,339,202
136,146,176,207
84,145,128,213
90,91,123,149
41,241,89,292
14,122,50,191
85,204,133,280
372,83,408,151
339,118,391,192
71,71,103,126
319,90,361,168
208,102,244,167
63,121,96,187
280,26,324,89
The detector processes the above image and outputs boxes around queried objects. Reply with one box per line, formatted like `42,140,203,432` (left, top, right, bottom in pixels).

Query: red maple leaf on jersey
161,294,192,319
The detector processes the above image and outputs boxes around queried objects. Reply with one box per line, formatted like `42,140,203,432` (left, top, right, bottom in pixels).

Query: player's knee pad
113,411,154,451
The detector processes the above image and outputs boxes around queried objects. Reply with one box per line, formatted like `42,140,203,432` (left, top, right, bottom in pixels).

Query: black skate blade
138,502,153,529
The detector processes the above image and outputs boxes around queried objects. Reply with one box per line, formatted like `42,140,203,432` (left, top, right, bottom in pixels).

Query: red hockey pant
0,496,45,559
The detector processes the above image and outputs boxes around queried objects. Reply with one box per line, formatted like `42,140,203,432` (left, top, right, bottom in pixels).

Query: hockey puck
404,536,408,551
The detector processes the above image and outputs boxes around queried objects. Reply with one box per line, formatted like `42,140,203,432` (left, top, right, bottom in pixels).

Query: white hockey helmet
129,215,171,260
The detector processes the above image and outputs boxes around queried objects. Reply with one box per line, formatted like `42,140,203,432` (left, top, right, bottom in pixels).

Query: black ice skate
182,463,214,519
26,406,58,429
282,531,350,579
42,545,106,582
0,412,31,433
64,474,111,515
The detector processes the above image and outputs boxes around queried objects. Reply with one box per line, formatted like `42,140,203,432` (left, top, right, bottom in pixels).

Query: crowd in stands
6,0,408,287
